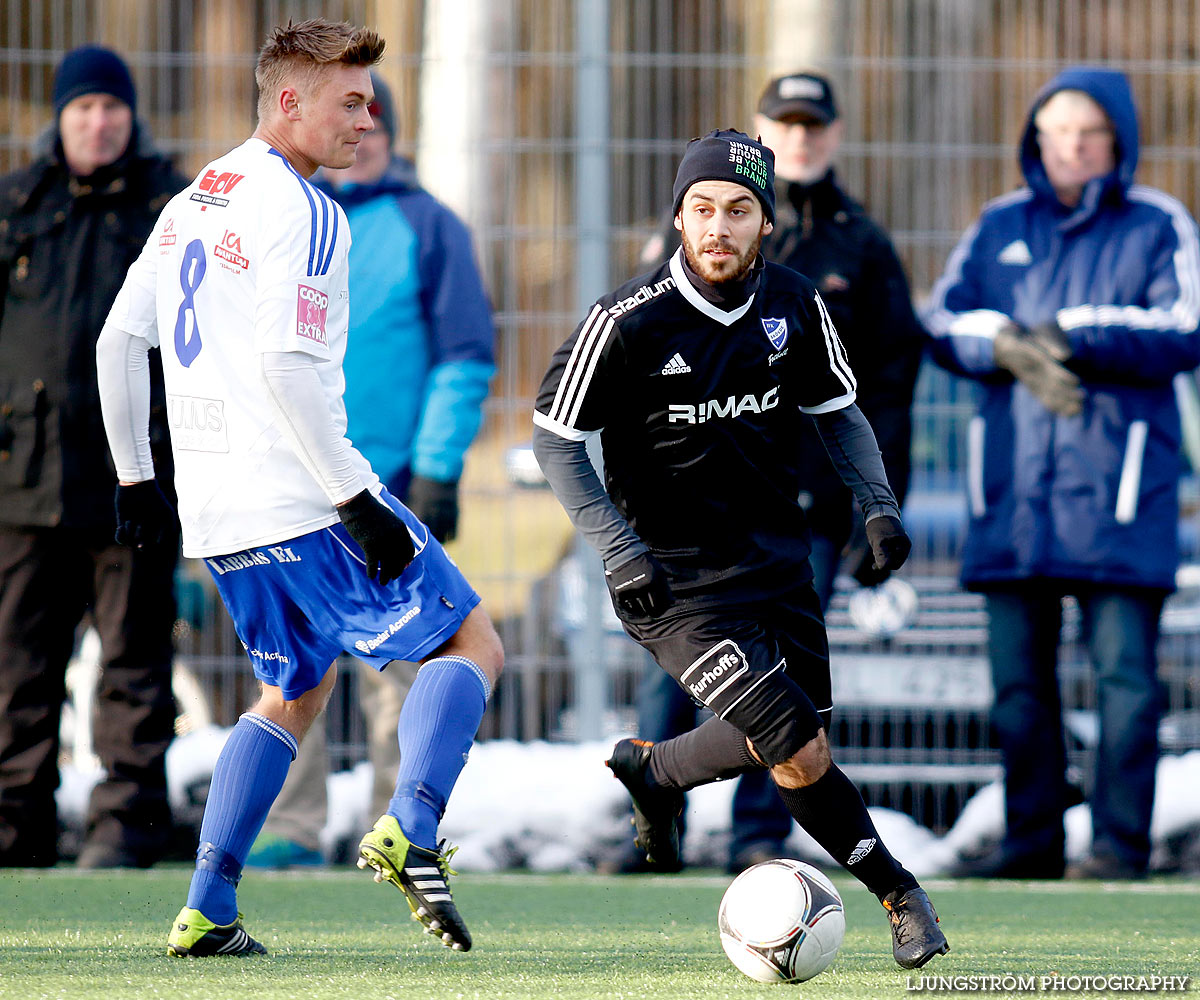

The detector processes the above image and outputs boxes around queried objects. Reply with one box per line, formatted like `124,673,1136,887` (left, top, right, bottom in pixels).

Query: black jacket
0,125,186,532
644,169,924,545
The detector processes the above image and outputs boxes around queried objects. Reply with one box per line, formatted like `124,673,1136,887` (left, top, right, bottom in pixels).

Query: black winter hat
671,128,775,223
53,45,137,115
757,72,839,124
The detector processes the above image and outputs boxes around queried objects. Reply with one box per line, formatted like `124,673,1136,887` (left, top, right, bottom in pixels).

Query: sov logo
189,169,244,208
296,284,329,345
199,170,245,194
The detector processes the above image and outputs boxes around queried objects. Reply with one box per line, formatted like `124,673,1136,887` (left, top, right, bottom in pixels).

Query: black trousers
0,525,178,865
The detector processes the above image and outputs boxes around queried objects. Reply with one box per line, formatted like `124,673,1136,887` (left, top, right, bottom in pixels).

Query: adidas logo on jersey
997,239,1032,265
661,352,692,374
846,838,877,865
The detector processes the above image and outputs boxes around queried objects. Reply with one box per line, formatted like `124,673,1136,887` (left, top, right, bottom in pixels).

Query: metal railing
8,0,1200,831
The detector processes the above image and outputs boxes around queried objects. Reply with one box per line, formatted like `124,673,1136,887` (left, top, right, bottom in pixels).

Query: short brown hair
255,18,385,121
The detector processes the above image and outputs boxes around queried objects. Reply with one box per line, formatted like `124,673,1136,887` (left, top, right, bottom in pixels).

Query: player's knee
771,730,831,789
463,609,503,683
743,699,824,769
432,606,504,684
476,625,504,683
253,661,337,739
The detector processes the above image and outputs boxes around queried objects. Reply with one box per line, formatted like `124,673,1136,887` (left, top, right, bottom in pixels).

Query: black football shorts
620,584,831,766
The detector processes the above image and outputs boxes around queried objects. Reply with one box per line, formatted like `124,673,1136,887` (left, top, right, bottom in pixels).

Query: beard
681,225,764,286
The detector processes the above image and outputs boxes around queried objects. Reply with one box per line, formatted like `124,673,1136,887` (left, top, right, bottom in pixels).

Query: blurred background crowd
2,0,1199,873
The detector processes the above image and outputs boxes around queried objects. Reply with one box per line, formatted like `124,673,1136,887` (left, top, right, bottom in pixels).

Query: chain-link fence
6,1,1200,828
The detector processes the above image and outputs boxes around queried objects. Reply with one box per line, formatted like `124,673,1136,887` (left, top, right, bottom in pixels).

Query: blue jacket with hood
925,67,1200,591
314,157,495,488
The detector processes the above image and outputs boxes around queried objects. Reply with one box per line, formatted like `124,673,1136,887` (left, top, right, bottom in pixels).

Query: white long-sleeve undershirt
259,350,365,506
96,323,155,483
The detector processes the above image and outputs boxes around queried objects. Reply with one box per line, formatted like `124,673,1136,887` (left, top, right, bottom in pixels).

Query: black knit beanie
53,45,136,115
671,128,775,223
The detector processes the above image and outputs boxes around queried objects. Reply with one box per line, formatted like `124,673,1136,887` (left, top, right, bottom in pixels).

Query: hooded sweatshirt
314,156,494,488
924,67,1200,590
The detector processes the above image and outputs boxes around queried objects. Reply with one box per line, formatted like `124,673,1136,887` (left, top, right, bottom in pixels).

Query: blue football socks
186,712,298,924
387,655,490,850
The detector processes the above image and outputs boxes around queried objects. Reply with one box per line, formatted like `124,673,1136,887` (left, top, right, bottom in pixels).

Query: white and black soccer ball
847,576,919,639
718,859,845,984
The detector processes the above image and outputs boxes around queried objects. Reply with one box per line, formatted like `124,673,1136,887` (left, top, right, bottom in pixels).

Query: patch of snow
54,734,1200,875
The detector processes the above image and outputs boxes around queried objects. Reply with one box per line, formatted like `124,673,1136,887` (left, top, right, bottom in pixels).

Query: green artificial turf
1,868,1197,999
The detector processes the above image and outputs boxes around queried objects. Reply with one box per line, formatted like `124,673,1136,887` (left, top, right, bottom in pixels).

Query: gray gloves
993,321,1083,416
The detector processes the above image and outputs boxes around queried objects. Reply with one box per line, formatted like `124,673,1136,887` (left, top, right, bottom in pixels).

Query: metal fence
6,0,1200,828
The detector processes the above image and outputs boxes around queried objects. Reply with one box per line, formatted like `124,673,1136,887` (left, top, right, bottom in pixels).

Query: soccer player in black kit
533,129,949,970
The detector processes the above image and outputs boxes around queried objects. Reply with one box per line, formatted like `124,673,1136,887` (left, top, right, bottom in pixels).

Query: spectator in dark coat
0,46,186,868
926,67,1200,880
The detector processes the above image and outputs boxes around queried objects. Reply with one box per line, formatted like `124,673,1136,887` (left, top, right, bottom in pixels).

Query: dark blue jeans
984,582,1165,871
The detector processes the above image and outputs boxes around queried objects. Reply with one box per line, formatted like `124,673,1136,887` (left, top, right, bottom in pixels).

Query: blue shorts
205,489,480,700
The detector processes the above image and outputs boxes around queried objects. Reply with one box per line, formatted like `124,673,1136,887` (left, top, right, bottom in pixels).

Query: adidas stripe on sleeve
795,290,858,414
253,155,348,361
533,303,620,440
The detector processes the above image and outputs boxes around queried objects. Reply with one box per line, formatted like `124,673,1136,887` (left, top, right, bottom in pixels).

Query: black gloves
114,480,176,549
407,475,459,544
605,551,674,619
337,489,415,586
993,321,1083,417
862,514,912,582
851,542,891,588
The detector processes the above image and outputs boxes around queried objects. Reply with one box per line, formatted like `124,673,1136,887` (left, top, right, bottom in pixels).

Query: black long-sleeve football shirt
534,248,899,601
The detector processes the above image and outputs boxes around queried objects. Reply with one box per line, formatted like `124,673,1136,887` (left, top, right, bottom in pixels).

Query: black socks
775,763,918,900
647,715,764,791
642,715,917,901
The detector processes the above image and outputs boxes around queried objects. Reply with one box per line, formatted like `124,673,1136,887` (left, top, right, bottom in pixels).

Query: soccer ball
847,576,919,638
718,859,845,984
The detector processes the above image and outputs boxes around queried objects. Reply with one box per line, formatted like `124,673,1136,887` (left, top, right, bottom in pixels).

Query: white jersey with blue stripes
106,137,379,557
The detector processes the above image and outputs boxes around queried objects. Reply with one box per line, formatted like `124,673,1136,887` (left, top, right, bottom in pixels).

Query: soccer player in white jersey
96,18,502,956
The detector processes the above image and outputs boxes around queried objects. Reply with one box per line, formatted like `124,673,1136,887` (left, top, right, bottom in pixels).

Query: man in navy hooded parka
926,67,1200,880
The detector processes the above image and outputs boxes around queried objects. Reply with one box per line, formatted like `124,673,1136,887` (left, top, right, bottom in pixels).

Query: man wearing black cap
754,71,923,602
533,129,948,971
630,73,926,875
0,45,186,868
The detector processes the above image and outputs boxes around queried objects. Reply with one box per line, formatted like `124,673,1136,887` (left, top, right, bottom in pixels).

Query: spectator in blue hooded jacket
247,73,496,868
925,67,1200,880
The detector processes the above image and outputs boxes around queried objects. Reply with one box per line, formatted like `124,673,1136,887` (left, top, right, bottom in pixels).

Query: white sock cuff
239,711,300,760
422,654,492,702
